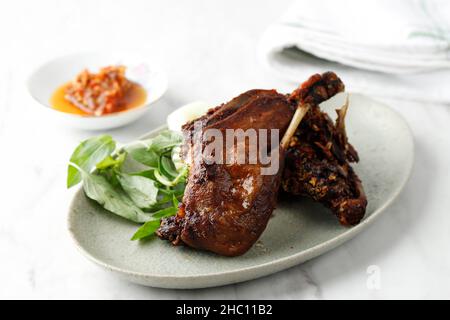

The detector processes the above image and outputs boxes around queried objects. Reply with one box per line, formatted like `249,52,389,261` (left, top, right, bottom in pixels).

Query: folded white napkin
259,0,450,104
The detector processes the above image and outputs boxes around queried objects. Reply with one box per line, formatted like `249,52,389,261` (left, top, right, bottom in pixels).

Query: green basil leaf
130,169,157,180
67,129,187,243
152,206,178,219
131,219,161,241
67,135,116,188
172,194,179,208
154,189,178,204
130,219,161,241
154,169,174,186
129,147,159,168
117,173,159,209
147,130,183,152
154,166,188,187
96,152,126,170
130,206,178,241
159,155,179,179
81,171,150,223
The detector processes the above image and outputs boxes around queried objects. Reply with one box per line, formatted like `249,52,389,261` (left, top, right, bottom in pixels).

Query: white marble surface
0,0,449,299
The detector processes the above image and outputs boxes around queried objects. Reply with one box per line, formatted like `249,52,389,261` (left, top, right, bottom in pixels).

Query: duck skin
157,89,295,256
283,73,368,226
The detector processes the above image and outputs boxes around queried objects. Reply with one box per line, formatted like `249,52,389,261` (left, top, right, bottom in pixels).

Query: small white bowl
166,101,211,132
27,52,168,130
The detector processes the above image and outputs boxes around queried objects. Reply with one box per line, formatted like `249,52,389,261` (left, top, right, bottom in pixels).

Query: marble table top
0,0,449,299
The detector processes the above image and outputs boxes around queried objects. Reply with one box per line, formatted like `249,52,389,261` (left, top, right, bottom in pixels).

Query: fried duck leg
157,89,295,256
157,72,348,256
283,73,367,226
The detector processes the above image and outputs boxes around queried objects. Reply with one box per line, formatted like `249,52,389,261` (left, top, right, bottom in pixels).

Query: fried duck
283,73,367,226
157,72,349,256
157,89,295,256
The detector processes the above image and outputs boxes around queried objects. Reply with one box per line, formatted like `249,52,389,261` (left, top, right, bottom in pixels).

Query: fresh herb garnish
130,206,178,241
67,135,116,188
117,173,159,209
67,130,187,240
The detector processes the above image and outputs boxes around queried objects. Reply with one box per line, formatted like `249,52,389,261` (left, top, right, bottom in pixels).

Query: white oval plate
68,93,414,289
27,52,168,130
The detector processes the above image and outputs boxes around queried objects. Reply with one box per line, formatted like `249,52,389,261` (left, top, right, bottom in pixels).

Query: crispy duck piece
283,73,367,226
158,90,295,256
157,73,347,256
